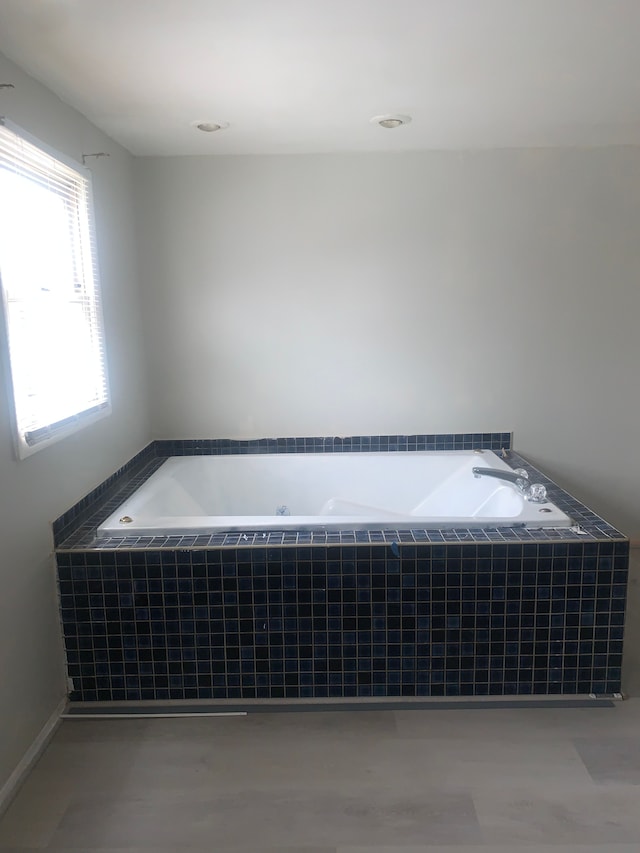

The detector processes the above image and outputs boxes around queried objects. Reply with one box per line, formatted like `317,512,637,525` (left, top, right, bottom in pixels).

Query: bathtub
97,450,572,536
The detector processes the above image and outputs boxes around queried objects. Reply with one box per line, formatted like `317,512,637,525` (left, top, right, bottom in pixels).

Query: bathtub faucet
472,467,547,503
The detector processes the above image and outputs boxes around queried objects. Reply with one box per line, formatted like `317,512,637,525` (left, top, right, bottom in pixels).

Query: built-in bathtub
53,434,629,702
97,450,572,537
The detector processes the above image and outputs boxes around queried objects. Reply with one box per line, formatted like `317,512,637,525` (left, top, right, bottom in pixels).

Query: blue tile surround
54,433,629,701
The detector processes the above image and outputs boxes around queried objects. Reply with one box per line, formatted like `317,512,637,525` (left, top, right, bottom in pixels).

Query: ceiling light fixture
192,120,229,133
370,114,412,129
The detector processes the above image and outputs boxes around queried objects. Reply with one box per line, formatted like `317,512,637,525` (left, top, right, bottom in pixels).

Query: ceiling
0,0,639,156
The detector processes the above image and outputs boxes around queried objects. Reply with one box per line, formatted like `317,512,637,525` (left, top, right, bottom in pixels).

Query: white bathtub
97,450,573,536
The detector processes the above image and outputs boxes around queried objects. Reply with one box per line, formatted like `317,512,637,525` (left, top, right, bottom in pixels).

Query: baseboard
0,697,66,817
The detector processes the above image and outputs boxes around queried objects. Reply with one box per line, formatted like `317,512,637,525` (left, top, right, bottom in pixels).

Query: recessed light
370,114,412,129
192,120,229,133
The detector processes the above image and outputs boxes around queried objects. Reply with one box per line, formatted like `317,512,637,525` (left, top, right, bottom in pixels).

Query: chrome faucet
472,467,547,503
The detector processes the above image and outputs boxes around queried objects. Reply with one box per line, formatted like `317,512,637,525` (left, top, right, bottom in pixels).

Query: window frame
0,118,111,460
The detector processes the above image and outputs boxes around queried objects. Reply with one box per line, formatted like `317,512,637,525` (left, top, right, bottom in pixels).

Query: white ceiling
0,0,639,156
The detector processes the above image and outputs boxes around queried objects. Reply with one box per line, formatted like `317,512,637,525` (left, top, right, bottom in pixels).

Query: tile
30,737,141,796
573,737,640,784
353,736,592,792
474,786,640,845
7,704,640,850
138,709,397,739
58,471,629,701
50,789,480,847
621,550,640,696
0,767,74,848
55,435,626,553
117,713,595,799
58,530,629,700
53,718,151,743
394,704,635,742
126,740,371,795
119,715,396,796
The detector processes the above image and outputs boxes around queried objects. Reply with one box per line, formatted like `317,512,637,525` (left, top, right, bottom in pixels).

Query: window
0,119,110,458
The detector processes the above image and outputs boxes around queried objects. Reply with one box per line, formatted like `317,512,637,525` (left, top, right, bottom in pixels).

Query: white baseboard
0,697,66,817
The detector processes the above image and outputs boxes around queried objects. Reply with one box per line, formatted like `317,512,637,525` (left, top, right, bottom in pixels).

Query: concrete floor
1,548,639,852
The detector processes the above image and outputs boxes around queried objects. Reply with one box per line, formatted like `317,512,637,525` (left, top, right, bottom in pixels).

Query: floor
1,549,639,852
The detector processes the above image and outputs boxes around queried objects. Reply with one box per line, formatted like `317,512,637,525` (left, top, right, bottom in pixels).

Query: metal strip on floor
63,696,617,717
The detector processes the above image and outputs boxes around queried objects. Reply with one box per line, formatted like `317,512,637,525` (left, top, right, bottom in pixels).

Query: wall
135,150,640,538
0,52,150,794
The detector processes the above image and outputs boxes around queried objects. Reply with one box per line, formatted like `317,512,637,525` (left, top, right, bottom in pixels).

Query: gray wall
135,150,640,538
0,53,150,791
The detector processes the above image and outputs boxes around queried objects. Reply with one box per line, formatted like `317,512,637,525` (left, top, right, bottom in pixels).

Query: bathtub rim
52,436,627,551
94,449,574,538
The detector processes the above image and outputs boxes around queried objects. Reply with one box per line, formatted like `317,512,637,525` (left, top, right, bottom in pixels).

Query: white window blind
0,118,110,457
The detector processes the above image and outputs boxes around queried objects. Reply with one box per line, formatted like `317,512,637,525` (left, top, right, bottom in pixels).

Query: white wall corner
0,697,66,818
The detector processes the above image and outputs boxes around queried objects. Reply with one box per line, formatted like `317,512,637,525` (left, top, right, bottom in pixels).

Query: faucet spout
472,467,548,503
472,466,529,489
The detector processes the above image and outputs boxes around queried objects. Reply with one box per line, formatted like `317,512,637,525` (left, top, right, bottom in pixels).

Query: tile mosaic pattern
52,444,162,546
154,432,513,457
54,442,625,551
57,540,628,701
54,432,629,702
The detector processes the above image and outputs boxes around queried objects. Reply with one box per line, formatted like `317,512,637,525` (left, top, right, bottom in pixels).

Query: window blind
0,118,110,453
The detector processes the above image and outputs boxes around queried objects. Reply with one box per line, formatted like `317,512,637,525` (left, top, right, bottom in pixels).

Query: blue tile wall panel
57,540,628,701
153,432,513,457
